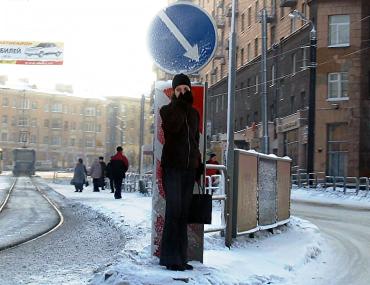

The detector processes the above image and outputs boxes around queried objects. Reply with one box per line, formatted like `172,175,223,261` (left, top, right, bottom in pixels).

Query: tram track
0,176,64,251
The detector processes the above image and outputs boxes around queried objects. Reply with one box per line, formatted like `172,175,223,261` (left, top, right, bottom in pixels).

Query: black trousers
159,168,195,266
92,178,100,191
113,177,123,198
109,178,115,192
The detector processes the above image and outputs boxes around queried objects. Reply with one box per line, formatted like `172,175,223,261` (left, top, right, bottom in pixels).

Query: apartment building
314,0,370,177
195,0,312,169
0,85,107,169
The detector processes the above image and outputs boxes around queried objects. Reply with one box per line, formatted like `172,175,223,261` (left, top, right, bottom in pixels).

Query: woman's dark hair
78,158,83,163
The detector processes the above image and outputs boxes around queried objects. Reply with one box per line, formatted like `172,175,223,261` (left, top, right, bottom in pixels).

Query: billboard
0,41,63,65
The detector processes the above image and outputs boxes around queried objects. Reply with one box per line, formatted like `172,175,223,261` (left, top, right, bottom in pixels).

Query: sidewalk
47,181,323,285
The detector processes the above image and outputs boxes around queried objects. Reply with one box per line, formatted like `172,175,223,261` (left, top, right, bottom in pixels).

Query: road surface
292,200,370,285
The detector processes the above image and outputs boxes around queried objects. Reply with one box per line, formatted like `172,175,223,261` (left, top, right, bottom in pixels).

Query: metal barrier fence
204,164,232,247
292,170,370,195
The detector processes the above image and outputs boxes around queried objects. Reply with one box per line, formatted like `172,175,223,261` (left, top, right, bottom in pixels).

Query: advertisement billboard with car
0,40,63,65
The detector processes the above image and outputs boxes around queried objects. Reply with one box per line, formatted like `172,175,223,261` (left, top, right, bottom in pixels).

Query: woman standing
72,158,87,192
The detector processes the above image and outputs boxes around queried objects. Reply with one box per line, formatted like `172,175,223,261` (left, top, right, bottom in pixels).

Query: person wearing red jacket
109,146,129,199
206,153,221,189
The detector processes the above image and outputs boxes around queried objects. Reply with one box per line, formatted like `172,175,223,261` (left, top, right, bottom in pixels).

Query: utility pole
227,0,236,238
260,8,270,154
139,94,145,178
307,26,317,174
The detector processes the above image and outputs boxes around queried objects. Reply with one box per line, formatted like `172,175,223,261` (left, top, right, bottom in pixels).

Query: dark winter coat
160,94,200,170
72,162,87,184
110,152,129,179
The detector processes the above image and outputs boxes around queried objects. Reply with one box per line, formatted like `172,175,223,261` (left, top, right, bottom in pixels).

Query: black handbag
188,184,212,224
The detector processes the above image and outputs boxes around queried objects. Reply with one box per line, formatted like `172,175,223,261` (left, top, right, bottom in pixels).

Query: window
270,26,276,47
71,122,76,130
255,0,259,23
221,94,225,111
328,72,349,99
44,119,49,128
1,133,7,141
64,121,69,130
280,6,285,19
327,123,348,176
51,103,63,112
2,97,9,107
18,116,29,127
254,38,259,57
255,75,259,93
44,104,49,112
302,46,308,69
329,15,350,47
292,53,297,74
247,78,251,96
290,16,297,33
85,107,96,116
240,48,244,66
31,118,37,127
247,43,251,62
215,97,219,113
84,122,95,132
290,96,295,113
2,115,7,124
300,91,306,109
51,119,62,129
70,138,76,146
51,136,61,146
30,135,36,144
241,13,245,32
271,65,275,86
248,7,252,27
19,98,30,109
31,101,38,109
85,138,95,147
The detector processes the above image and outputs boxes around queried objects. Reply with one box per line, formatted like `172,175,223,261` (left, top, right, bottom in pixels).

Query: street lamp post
289,10,317,174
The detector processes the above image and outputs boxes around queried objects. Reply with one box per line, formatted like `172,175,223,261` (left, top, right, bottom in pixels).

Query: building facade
0,86,107,169
314,0,370,177
195,0,312,170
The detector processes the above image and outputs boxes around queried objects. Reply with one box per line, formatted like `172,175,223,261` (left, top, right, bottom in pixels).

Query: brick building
0,84,107,169
314,0,370,177
195,0,312,170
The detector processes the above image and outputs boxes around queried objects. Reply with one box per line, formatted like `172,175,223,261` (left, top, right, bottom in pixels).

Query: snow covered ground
45,180,325,285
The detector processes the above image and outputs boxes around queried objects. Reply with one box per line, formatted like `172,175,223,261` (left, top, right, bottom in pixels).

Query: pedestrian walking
71,158,87,192
89,158,102,192
99,156,107,190
105,158,115,193
159,73,201,271
110,146,129,199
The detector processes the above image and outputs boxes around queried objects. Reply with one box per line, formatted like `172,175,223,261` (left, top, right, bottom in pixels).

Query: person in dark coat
72,158,87,192
159,73,201,271
99,156,107,190
110,146,129,199
105,158,115,193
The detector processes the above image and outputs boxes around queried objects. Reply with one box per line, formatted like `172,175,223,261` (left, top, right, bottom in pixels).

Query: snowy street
2,174,370,284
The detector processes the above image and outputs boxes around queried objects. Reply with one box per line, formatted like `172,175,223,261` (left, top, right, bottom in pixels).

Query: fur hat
172,73,191,89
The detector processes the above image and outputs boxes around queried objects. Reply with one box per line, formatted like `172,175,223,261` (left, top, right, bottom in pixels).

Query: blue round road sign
148,2,217,75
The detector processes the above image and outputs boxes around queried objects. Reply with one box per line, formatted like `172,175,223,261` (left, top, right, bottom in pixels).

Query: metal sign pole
227,0,236,238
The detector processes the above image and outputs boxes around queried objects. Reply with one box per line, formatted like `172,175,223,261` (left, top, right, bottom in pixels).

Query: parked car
25,42,62,57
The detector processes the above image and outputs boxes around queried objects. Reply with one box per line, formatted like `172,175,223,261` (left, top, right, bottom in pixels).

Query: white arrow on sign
158,10,200,62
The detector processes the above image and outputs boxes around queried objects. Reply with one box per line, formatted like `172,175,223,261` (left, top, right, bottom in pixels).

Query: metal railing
291,170,370,195
204,164,232,247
